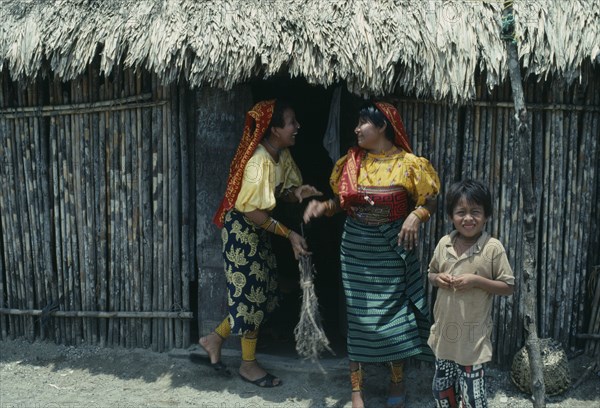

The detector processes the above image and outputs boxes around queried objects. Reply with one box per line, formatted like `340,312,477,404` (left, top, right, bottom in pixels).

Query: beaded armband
259,217,292,238
323,199,339,217
411,206,431,222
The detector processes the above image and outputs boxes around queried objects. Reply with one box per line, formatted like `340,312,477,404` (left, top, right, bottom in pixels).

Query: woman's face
272,108,300,147
354,117,387,150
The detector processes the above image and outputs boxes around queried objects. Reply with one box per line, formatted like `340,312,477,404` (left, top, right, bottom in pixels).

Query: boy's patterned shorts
432,358,487,408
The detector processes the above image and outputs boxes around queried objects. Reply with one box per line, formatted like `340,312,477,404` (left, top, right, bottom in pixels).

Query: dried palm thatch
1,0,598,102
294,254,334,363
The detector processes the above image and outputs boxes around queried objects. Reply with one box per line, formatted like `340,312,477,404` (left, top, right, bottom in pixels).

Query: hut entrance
195,79,361,357
250,78,351,356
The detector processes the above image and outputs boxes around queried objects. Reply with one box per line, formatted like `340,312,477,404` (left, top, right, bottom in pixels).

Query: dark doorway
250,77,354,356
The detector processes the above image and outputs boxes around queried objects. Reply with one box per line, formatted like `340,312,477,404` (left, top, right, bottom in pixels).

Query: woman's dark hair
445,180,492,217
269,99,293,129
358,103,395,142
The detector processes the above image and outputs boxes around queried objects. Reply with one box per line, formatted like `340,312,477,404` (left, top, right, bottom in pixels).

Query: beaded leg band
389,361,404,384
214,317,231,339
350,364,363,392
241,332,259,362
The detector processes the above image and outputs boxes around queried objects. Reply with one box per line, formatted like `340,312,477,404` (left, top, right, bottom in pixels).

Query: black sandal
239,372,282,388
190,354,232,377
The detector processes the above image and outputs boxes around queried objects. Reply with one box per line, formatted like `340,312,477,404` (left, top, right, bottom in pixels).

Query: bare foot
239,360,281,386
386,381,406,408
351,390,365,408
198,333,224,364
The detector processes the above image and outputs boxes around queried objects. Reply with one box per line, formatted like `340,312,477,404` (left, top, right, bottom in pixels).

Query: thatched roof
1,0,598,101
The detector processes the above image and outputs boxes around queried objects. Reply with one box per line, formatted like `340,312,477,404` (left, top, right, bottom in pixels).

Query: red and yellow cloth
213,100,276,228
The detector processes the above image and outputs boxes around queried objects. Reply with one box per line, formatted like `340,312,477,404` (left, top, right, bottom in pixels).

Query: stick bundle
294,255,334,362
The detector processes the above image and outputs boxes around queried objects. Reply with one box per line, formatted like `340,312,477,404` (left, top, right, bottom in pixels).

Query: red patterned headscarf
374,101,412,153
213,100,276,227
338,102,413,210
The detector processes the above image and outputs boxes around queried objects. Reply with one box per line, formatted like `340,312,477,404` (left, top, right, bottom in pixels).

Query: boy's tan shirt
427,231,515,366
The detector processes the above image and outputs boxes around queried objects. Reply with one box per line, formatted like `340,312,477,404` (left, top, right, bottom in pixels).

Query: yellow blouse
234,144,303,213
330,150,440,206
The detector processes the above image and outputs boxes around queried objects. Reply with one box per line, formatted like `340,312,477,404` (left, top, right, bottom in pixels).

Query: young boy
428,180,515,408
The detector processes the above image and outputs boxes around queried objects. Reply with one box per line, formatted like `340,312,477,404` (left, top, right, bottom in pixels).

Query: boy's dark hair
445,180,492,217
269,99,293,129
358,103,395,143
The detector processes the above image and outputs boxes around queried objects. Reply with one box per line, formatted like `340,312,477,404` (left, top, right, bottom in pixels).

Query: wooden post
179,85,191,348
170,83,182,349
98,78,109,347
502,3,545,406
140,72,153,349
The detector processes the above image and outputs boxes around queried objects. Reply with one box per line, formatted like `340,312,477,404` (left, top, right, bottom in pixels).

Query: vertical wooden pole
170,83,182,349
0,113,8,340
128,68,142,348
107,73,117,347
162,83,171,350
179,86,191,348
35,80,57,342
132,70,142,347
20,87,39,341
98,76,109,347
0,104,15,340
140,72,153,349
151,74,161,352
118,72,127,348
50,78,65,344
502,3,545,406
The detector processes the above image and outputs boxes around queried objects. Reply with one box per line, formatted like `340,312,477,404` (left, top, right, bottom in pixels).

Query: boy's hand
432,273,454,289
452,274,480,291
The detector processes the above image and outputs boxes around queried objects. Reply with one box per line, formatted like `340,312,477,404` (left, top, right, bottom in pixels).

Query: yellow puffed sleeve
234,146,303,212
329,154,348,195
280,148,303,191
234,150,277,212
403,154,441,206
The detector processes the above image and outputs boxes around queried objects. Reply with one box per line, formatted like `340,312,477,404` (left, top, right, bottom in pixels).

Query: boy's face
450,197,488,239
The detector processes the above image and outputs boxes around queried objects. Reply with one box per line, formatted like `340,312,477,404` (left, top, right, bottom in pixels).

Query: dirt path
0,339,598,407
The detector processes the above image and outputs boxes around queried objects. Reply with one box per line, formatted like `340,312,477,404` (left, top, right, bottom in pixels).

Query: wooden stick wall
398,71,600,364
0,65,193,351
1,64,599,362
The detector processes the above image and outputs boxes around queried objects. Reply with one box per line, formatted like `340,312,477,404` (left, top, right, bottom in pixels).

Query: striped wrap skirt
341,217,433,363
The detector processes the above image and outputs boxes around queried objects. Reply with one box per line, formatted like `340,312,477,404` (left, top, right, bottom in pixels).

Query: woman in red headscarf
201,99,322,388
304,102,440,408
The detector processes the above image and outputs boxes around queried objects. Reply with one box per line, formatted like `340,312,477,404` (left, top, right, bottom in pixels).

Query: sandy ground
0,338,598,408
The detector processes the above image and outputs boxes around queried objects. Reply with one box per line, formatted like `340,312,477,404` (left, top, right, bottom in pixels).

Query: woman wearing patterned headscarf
304,102,440,408
201,99,322,388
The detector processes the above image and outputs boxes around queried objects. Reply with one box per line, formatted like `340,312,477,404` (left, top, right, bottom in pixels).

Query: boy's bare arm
452,274,514,296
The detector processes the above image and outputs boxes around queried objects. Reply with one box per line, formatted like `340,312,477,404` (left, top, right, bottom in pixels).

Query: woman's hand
398,212,421,250
303,200,327,223
294,185,323,203
288,231,311,259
